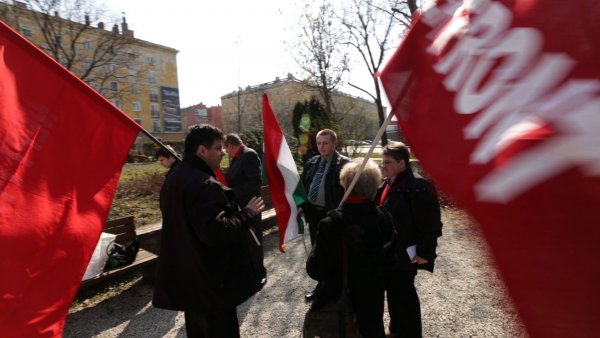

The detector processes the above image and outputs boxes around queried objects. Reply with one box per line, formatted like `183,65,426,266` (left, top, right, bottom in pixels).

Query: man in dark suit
224,133,266,283
153,124,265,337
300,128,350,301
374,143,443,338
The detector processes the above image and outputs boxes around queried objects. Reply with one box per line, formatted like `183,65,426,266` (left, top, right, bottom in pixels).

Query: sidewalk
64,208,526,337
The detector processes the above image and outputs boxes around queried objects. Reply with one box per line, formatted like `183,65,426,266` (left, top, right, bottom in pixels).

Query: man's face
197,139,225,170
225,143,236,157
381,154,406,178
157,156,175,169
316,134,336,158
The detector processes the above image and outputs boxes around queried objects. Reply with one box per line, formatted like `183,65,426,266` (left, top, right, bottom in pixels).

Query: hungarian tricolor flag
262,94,307,252
379,0,600,336
0,21,141,336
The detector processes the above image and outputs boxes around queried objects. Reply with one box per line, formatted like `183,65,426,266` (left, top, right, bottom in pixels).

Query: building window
146,56,156,65
107,63,117,74
131,84,140,94
20,25,33,38
153,120,161,132
150,87,158,102
134,118,142,127
148,71,156,83
132,101,141,112
111,99,122,109
83,41,92,50
151,103,159,117
109,81,118,91
129,68,139,76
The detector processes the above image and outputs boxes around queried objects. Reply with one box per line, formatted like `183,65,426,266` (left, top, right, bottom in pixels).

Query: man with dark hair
154,145,178,170
374,142,443,338
300,128,350,301
223,133,266,283
153,124,265,337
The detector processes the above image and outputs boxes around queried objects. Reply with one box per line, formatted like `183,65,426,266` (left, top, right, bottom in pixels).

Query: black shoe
305,290,316,301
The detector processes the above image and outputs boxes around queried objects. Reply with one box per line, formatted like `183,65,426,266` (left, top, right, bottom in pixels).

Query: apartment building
220,74,381,140
0,0,183,142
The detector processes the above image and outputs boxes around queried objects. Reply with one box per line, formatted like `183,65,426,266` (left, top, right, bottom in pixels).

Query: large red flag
0,21,141,336
379,0,600,336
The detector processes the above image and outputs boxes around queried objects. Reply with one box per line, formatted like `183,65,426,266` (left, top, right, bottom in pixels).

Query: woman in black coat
306,158,394,338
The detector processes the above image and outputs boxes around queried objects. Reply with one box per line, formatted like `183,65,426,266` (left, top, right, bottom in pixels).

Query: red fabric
214,169,228,186
345,194,366,204
262,94,292,252
233,145,244,159
379,1,600,337
378,181,390,206
0,21,141,336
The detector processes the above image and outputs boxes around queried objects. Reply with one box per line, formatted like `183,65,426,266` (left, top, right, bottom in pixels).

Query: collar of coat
183,153,217,180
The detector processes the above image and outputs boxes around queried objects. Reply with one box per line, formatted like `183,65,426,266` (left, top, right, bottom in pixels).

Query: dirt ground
64,208,528,337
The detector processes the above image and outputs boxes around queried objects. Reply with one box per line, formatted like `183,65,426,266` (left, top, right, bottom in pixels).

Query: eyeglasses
380,160,397,167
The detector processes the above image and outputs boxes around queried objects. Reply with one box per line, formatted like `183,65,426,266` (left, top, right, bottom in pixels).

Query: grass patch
109,163,166,226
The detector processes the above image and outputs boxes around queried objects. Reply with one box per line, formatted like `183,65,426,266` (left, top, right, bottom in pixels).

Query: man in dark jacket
153,124,265,338
374,143,443,338
300,129,350,301
224,133,266,283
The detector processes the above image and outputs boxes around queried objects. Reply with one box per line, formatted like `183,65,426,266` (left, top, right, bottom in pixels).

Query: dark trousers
184,308,240,338
248,214,266,278
304,204,328,245
385,269,422,337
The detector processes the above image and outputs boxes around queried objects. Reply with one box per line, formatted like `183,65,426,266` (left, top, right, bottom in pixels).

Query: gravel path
64,208,527,337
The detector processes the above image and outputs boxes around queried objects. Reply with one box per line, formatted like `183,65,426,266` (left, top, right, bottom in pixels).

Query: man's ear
196,145,206,158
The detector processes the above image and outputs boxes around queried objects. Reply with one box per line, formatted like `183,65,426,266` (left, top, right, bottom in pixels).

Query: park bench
78,186,277,290
79,216,158,289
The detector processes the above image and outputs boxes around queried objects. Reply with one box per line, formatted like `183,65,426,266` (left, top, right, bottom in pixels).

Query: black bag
303,225,362,338
105,239,140,270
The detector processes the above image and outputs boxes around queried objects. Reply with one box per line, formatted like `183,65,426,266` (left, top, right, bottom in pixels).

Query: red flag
0,21,141,336
379,0,600,337
262,94,307,252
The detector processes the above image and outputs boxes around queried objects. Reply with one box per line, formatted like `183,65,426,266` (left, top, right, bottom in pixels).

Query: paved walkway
64,209,526,337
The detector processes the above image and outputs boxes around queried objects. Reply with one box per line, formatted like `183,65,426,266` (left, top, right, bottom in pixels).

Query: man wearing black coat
224,133,266,282
374,143,443,338
153,124,265,338
300,129,350,301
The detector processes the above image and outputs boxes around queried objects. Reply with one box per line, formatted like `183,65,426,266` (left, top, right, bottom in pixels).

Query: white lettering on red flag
379,0,600,336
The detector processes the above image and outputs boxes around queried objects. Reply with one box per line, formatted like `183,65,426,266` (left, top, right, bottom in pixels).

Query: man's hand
413,256,429,265
245,196,265,217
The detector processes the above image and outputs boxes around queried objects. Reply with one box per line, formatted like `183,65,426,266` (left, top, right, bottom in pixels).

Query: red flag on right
379,0,600,337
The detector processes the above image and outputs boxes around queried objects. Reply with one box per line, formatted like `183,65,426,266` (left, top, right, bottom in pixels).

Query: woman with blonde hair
306,158,395,337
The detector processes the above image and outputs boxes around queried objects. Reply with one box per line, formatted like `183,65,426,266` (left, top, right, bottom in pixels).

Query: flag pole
337,110,395,208
139,128,181,161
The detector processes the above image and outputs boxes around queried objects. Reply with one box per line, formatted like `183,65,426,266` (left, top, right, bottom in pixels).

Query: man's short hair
339,158,382,199
316,129,337,143
185,124,224,155
155,148,172,159
224,133,243,147
383,142,410,166
155,145,177,159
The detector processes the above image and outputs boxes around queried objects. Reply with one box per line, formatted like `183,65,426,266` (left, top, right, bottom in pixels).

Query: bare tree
1,0,141,100
339,0,420,144
295,0,349,130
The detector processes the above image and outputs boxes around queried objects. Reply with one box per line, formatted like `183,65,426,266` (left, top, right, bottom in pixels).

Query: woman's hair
339,158,382,199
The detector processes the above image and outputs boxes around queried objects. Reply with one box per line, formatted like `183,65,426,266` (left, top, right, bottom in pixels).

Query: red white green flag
262,93,307,252
0,21,141,336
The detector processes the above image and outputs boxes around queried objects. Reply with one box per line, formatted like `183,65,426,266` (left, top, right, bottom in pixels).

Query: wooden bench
80,216,158,289
260,185,277,228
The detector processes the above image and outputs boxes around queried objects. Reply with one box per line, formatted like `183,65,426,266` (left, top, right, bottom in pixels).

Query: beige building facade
0,0,183,143
220,75,381,140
